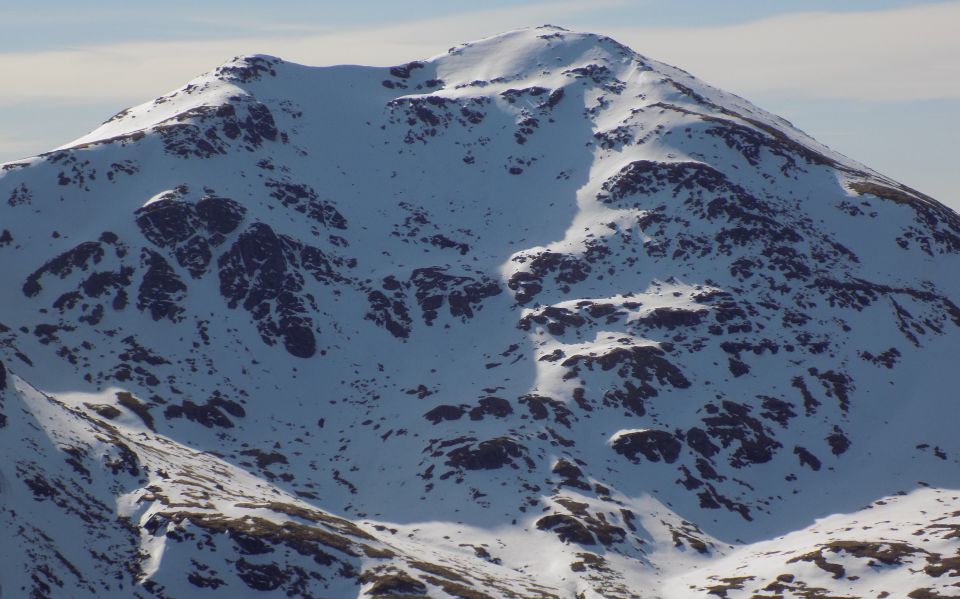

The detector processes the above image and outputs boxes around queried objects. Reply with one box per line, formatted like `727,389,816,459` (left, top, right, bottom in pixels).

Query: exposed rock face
611,429,683,464
0,26,958,599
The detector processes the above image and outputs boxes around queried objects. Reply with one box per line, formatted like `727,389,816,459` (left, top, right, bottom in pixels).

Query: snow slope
1,26,959,598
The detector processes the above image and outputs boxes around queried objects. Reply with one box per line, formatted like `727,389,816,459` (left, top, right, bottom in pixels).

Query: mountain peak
431,25,642,84
1,27,959,599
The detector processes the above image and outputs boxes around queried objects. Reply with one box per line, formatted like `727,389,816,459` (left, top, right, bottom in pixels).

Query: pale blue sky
0,0,946,49
1,1,957,208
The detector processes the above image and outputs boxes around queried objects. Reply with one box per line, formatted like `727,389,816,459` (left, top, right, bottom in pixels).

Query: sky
1,0,957,209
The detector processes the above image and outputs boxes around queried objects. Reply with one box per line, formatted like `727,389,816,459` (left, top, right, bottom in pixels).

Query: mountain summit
2,26,959,598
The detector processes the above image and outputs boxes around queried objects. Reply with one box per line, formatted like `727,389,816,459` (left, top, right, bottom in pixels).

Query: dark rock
612,429,682,464
860,347,901,369
80,267,134,300
235,559,284,591
536,515,596,545
218,223,326,357
116,391,156,431
597,160,730,204
119,335,169,365
686,427,719,458
389,61,425,79
156,99,279,158
84,403,121,420
187,570,226,589
7,182,32,206
703,401,782,467
409,267,501,325
365,290,412,339
164,400,234,428
518,394,573,427
791,376,821,416
230,531,274,555
136,199,198,248
446,437,529,470
365,572,428,596
794,446,821,471
563,63,625,93
552,459,591,491
210,396,246,418
137,195,246,278
240,449,288,469
728,358,750,377
33,323,60,345
518,306,586,334
215,56,278,83
634,307,705,330
196,196,246,235
138,249,187,322
508,250,591,304
424,404,466,424
827,426,851,455
468,396,513,420
562,345,690,391
265,180,347,230
808,367,853,412
759,396,797,427
598,381,647,416
23,241,105,297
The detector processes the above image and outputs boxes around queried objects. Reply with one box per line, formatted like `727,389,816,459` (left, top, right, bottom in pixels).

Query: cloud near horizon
609,3,960,102
0,2,957,111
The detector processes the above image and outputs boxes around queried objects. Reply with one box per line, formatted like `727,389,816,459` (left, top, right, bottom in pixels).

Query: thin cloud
605,3,960,101
0,1,955,111
0,138,49,158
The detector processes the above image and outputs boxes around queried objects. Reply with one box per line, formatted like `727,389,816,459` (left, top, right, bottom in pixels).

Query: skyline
2,1,957,209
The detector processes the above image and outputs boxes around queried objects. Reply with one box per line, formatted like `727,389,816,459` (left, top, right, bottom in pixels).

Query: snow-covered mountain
2,25,959,598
